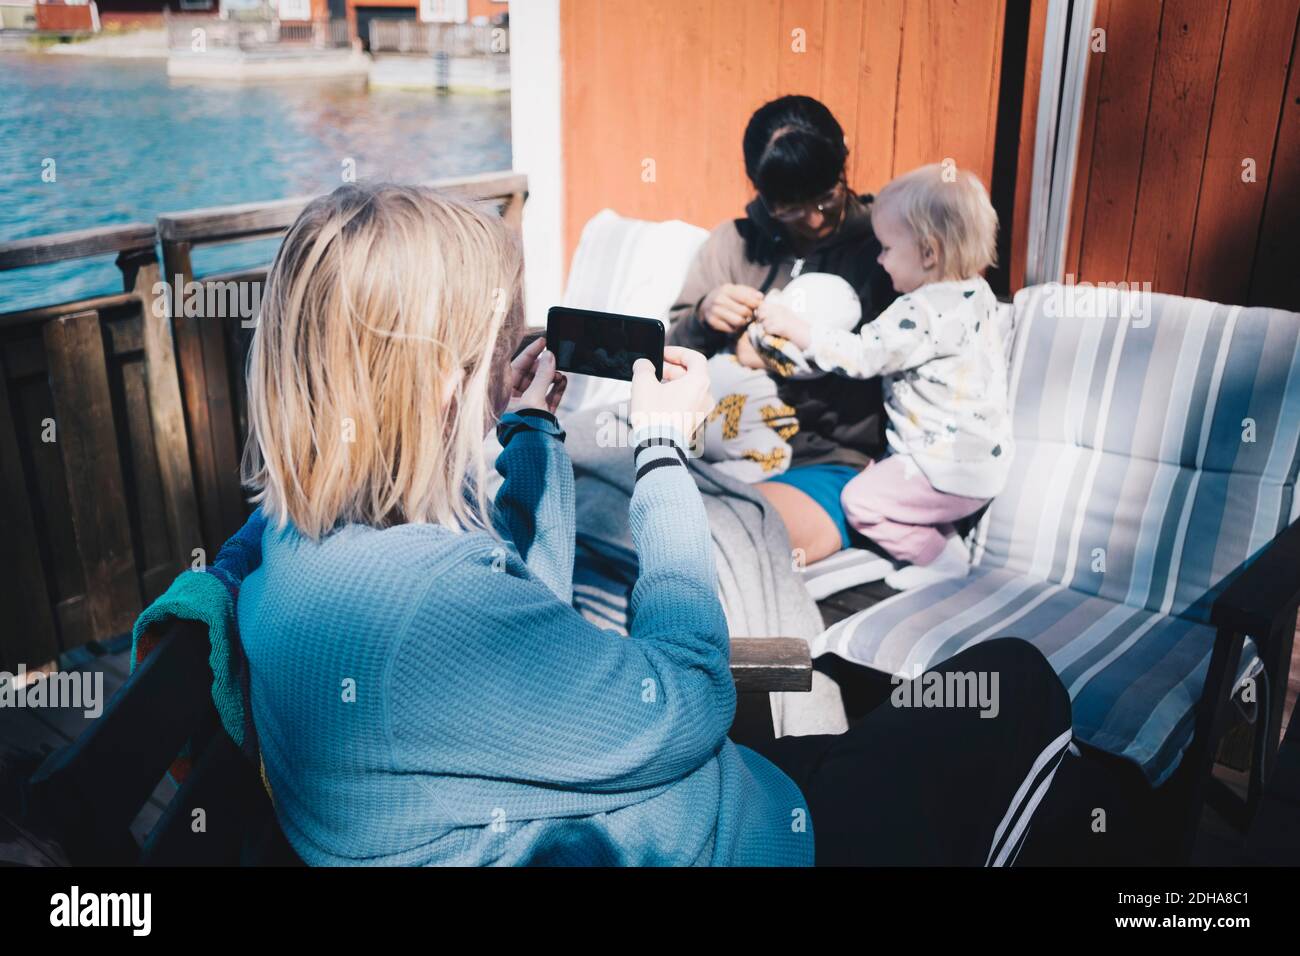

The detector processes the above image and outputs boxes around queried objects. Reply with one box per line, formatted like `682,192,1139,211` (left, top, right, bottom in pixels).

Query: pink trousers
840,455,990,566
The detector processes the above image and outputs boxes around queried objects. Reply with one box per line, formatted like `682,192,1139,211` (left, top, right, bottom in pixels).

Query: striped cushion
815,287,1300,784
801,548,892,600
811,566,1260,786
976,288,1300,622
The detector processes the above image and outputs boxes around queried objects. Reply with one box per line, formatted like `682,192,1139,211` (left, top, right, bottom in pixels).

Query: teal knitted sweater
236,410,813,865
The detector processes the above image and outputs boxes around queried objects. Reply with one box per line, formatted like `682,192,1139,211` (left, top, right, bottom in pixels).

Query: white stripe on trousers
985,727,1073,867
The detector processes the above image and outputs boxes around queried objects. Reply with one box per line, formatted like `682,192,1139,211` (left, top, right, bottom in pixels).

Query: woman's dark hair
742,95,849,205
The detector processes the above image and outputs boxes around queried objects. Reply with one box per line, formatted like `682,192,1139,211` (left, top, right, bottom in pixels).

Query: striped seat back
976,284,1300,625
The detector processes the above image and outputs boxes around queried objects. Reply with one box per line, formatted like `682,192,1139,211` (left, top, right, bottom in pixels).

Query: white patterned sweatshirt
807,277,1014,499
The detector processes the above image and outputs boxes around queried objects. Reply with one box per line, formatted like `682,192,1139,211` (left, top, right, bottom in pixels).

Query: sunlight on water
0,54,512,311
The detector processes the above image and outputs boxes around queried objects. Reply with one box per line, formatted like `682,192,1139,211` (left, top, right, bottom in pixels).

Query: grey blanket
563,404,849,737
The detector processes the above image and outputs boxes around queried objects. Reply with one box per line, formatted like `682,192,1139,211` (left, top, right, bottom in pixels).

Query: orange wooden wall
1065,0,1300,309
560,0,1010,264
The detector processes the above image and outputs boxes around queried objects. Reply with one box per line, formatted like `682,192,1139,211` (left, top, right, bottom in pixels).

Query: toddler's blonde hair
875,163,998,281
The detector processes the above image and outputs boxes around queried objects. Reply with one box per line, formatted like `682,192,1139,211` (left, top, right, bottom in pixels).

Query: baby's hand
734,328,767,369
755,297,812,351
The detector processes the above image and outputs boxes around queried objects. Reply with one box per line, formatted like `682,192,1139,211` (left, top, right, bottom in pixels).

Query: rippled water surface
0,54,511,311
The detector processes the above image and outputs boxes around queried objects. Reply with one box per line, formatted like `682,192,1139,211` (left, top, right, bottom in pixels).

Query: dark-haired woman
668,95,896,565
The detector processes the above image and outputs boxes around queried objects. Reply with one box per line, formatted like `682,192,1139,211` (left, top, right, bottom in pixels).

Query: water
0,54,512,311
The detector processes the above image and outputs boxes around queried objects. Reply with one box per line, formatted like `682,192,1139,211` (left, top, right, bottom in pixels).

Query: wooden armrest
1211,515,1300,638
26,620,215,863
729,638,813,693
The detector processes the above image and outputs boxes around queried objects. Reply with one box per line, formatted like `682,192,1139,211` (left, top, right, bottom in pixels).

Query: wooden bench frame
1,225,201,668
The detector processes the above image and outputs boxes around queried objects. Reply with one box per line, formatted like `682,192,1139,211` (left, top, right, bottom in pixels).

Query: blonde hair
875,163,998,281
241,183,521,540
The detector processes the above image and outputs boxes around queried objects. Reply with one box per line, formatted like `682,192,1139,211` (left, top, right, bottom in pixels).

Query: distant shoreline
23,26,169,60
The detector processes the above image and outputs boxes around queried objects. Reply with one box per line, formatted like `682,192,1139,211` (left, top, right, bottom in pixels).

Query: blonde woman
225,183,1070,867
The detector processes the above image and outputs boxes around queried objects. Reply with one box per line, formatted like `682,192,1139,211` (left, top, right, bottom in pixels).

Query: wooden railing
0,225,195,670
0,170,528,671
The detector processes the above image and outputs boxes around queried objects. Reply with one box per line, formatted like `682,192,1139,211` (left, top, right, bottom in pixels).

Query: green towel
130,570,252,756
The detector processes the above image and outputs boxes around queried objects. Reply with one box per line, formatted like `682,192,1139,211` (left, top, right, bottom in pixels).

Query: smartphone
546,306,665,381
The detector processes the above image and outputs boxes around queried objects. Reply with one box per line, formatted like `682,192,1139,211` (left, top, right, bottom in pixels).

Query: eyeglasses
761,179,848,224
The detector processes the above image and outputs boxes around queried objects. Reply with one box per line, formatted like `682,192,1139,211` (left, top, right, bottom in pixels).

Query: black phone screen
546,307,665,381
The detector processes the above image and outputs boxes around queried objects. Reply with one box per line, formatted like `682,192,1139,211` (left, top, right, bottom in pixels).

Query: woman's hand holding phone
630,346,715,445
506,336,568,416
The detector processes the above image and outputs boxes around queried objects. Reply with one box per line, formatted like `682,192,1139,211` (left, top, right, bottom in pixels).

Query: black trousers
746,638,1073,866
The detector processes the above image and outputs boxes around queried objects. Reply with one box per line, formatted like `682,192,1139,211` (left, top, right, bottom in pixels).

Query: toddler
700,271,860,482
756,163,1014,589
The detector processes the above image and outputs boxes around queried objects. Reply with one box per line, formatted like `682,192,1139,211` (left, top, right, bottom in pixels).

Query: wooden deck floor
0,636,175,858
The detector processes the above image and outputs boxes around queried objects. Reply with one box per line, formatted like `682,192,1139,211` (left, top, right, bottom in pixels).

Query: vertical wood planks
1115,0,1228,293
163,240,244,551
561,0,1013,258
1010,0,1048,291
0,379,59,669
741,0,785,129
119,355,172,599
42,311,141,645
163,240,218,550
820,0,865,172
1249,15,1300,309
1058,0,1300,307
892,0,1006,178
661,0,713,231
198,279,246,545
703,0,752,218
1186,0,1300,303
559,0,599,289
557,1,1299,306
1068,0,1160,283
1061,0,1108,281
597,0,647,225
778,0,826,96
14,370,91,649
128,254,203,573
852,0,907,192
